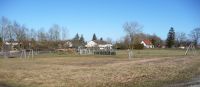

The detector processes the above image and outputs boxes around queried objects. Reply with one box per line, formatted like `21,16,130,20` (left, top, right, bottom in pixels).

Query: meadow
0,49,200,87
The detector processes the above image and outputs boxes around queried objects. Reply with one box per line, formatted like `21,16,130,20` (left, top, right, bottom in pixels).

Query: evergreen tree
100,37,103,41
166,27,175,48
80,35,85,45
72,33,80,48
92,33,97,41
73,33,79,40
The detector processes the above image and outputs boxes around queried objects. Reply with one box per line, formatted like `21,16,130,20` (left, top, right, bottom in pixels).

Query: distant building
85,40,97,47
64,41,73,48
85,40,112,50
141,40,154,48
179,46,185,49
57,40,73,49
4,41,20,50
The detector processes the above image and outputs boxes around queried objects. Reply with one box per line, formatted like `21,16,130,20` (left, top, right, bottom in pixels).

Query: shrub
133,44,144,49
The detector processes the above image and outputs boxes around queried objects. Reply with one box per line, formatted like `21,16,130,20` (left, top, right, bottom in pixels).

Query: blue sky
0,0,199,41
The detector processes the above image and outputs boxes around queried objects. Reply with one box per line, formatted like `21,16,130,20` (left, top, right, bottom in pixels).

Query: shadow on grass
0,82,13,87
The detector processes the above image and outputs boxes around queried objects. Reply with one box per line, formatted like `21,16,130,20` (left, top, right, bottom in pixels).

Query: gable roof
142,40,152,45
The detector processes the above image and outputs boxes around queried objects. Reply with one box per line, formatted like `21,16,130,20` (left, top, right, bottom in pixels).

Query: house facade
141,40,154,48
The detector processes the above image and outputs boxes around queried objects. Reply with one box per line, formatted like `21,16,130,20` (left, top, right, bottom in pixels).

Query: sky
0,0,200,41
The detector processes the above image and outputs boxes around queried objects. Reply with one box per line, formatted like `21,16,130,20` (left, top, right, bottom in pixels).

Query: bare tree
13,23,28,49
61,27,68,40
13,21,21,41
0,17,21,57
0,17,9,58
37,28,47,41
49,24,61,41
106,37,112,44
7,24,16,50
20,25,29,49
37,28,50,49
175,32,187,47
49,26,54,41
0,17,10,43
29,28,37,41
28,28,37,49
123,21,142,49
189,28,200,46
13,22,25,41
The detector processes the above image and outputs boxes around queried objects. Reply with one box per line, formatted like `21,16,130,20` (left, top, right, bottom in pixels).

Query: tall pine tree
73,33,79,40
92,33,97,41
80,34,85,45
166,27,175,48
72,33,80,48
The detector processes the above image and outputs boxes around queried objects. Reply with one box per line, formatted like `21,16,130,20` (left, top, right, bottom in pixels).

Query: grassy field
0,49,200,87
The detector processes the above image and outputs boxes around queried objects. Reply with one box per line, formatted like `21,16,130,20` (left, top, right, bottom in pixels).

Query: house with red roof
141,40,154,48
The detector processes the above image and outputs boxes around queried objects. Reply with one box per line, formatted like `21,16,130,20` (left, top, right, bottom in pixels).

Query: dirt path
166,76,200,87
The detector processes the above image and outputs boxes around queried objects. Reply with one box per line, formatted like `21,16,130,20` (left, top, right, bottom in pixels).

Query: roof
5,41,19,45
93,40,108,45
142,40,152,45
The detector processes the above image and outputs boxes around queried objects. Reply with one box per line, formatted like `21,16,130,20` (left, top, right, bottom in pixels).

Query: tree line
1,17,200,51
115,22,200,49
0,16,69,50
0,17,110,51
166,27,200,48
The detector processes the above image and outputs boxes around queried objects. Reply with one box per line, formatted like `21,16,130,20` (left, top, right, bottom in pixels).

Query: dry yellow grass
0,54,200,87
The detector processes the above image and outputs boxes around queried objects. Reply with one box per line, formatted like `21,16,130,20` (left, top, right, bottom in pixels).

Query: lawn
0,49,200,87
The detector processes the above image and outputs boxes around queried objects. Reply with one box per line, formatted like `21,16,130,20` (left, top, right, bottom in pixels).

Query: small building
141,40,154,48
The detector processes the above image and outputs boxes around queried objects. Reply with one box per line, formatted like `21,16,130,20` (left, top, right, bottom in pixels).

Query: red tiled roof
143,40,152,45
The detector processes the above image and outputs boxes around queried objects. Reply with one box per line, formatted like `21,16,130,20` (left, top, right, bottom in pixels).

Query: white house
5,41,19,45
85,40,112,49
85,41,97,47
141,40,154,48
4,41,20,50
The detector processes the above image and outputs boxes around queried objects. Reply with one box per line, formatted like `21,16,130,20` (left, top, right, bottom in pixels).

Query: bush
114,43,128,50
133,44,144,49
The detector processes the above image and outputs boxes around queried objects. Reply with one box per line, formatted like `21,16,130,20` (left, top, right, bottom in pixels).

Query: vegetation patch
0,50,200,87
